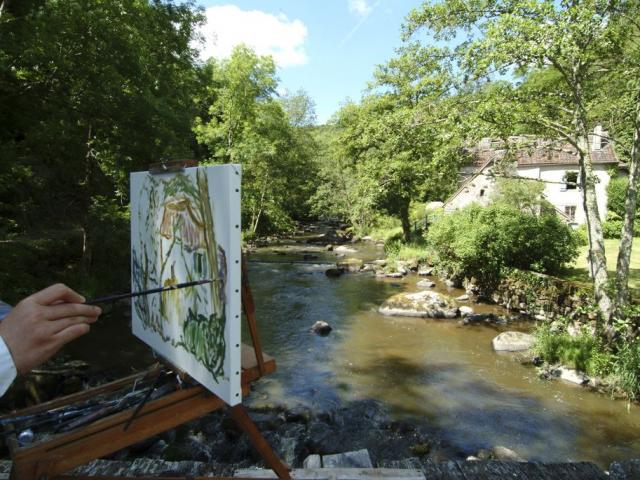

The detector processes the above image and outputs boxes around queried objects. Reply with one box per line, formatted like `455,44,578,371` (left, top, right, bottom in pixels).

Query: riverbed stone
416,280,436,288
456,294,470,302
418,267,433,276
609,459,640,480
492,332,535,352
302,454,322,469
491,446,526,462
337,258,364,272
335,245,357,253
459,306,474,317
379,290,459,319
386,272,405,278
311,321,332,336
325,268,345,278
323,449,373,468
558,366,589,385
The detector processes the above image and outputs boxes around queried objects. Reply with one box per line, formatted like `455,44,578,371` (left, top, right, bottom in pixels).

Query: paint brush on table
86,279,213,305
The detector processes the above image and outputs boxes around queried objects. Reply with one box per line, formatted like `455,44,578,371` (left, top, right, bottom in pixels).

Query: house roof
470,136,619,168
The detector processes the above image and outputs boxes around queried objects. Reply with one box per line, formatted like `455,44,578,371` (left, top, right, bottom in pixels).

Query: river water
67,240,640,468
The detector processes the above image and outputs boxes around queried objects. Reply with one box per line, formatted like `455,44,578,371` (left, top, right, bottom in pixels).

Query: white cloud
348,0,372,17
197,5,308,67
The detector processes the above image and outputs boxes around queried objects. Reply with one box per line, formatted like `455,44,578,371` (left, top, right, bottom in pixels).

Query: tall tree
405,0,633,321
194,46,317,235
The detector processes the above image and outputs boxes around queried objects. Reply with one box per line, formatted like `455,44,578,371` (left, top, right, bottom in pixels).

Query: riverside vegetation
2,1,640,403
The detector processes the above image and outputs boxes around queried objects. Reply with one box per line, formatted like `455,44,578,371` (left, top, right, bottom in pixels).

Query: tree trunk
578,132,613,323
400,203,411,243
615,97,640,308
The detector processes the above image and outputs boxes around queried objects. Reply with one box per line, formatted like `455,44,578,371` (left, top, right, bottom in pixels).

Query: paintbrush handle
86,279,212,305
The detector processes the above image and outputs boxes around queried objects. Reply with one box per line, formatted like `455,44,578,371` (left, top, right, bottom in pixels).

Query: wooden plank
229,405,291,480
242,256,266,376
15,386,251,478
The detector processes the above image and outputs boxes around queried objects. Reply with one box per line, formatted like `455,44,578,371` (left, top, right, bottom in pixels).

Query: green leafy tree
405,0,638,321
0,0,204,297
194,46,317,235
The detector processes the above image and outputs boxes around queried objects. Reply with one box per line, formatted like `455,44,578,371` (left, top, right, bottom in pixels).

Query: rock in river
379,290,459,319
311,321,332,336
492,331,535,352
416,279,436,288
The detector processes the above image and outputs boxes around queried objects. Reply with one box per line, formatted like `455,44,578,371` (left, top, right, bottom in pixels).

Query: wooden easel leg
228,405,291,480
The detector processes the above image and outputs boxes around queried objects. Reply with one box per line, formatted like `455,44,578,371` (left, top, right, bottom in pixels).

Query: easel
2,161,291,480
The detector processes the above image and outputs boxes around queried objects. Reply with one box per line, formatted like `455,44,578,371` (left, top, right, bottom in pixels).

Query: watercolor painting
130,164,242,405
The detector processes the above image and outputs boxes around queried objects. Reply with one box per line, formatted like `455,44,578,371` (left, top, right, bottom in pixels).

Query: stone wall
490,269,596,321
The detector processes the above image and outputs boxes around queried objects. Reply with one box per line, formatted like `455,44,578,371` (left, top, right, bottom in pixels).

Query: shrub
426,203,579,291
614,339,640,401
532,322,602,374
607,176,628,218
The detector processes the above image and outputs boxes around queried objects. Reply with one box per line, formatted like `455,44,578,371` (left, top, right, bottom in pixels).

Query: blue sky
194,1,425,124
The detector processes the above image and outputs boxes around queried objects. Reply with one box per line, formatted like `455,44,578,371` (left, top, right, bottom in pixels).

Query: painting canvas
130,164,242,405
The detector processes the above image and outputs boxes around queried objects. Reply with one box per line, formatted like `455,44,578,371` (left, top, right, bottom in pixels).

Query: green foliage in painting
178,310,226,380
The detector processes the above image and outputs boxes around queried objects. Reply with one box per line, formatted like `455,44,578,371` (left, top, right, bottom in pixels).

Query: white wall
445,163,613,224
525,164,610,224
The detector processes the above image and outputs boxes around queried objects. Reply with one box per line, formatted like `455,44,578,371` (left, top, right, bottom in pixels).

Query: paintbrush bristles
86,279,214,305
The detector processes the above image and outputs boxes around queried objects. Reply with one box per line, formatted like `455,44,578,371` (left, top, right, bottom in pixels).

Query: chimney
591,124,604,151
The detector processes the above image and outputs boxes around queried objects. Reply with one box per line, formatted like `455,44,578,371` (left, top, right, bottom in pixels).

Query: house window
565,205,577,221
564,171,578,190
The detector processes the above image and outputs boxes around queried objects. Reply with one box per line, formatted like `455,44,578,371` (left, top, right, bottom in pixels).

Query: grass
560,238,640,291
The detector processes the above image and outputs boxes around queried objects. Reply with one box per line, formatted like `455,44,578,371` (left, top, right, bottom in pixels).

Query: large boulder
379,290,459,319
492,331,535,352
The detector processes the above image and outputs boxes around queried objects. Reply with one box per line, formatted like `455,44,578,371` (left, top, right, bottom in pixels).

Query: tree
405,0,635,322
194,46,318,235
279,89,317,127
0,0,204,297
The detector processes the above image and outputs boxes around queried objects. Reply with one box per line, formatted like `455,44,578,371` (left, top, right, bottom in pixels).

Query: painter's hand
0,284,101,374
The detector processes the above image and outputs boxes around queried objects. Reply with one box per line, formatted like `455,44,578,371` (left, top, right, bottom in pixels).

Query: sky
193,0,425,124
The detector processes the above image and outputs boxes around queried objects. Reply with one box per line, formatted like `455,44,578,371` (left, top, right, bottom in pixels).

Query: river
66,239,640,468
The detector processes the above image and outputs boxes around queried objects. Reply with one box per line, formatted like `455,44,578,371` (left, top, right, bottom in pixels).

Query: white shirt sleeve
0,335,17,396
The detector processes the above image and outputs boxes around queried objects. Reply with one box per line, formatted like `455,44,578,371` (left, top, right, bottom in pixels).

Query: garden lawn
561,238,640,292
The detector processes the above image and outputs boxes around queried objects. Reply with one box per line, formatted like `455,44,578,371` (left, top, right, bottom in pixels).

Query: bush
601,211,640,239
607,176,628,218
426,203,579,291
533,322,606,374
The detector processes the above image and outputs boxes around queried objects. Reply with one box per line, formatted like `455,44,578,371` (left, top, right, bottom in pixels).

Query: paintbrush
85,279,213,305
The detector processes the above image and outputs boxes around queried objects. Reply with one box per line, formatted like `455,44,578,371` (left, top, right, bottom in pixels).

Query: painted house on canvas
444,126,625,225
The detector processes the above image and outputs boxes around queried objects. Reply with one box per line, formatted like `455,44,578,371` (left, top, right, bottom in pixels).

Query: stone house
443,126,624,225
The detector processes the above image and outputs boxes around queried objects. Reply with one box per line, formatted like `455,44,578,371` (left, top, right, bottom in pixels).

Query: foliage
404,0,640,320
607,176,630,219
0,0,204,300
533,323,601,374
602,212,640,239
426,203,579,291
492,178,550,216
194,46,318,235
533,307,640,401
